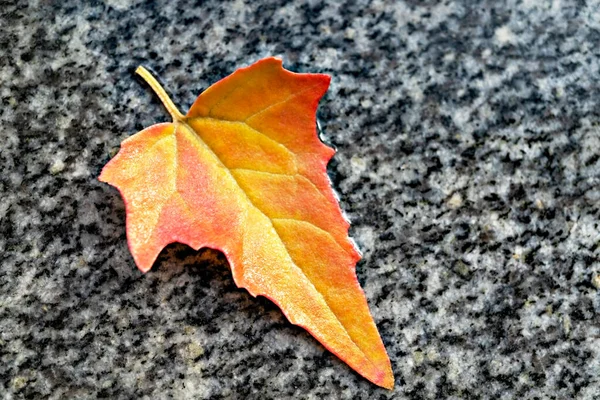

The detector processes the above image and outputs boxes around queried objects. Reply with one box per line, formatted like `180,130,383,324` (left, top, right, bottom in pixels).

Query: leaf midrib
175,119,376,372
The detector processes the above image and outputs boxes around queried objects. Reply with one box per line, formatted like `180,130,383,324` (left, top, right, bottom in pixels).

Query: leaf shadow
141,243,381,393
146,242,309,339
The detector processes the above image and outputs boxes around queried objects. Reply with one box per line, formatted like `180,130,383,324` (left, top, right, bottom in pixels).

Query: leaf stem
135,66,185,122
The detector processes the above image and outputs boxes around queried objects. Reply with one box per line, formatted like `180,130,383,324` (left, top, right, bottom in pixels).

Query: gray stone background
2,0,600,398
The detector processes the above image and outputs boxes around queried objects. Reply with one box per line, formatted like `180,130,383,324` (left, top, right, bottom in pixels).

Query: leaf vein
207,85,243,117
229,168,352,258
243,83,322,123
271,218,349,254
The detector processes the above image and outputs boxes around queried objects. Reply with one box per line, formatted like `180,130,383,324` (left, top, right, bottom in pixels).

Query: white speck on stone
49,159,65,174
522,0,538,8
377,163,393,179
453,107,472,126
563,314,571,336
535,199,544,209
319,24,332,35
413,350,424,365
360,98,373,108
406,76,424,102
103,0,131,10
552,0,562,12
231,0,245,11
448,192,463,209
495,25,516,45
444,52,455,62
512,246,524,260
355,225,375,255
426,347,439,362
426,269,442,295
12,376,27,391
70,150,91,178
184,342,204,362
592,274,600,289
350,155,367,174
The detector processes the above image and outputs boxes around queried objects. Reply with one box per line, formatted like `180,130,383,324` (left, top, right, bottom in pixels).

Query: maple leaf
99,57,393,389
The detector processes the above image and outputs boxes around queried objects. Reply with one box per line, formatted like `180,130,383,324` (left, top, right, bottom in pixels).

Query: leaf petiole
135,66,185,122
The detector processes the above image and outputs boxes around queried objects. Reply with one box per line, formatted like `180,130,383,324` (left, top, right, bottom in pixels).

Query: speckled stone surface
2,0,600,398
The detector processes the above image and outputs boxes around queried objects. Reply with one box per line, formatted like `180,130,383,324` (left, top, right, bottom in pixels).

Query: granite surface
2,0,600,398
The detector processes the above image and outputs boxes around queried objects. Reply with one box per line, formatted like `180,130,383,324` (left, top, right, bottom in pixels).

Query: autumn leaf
99,57,393,389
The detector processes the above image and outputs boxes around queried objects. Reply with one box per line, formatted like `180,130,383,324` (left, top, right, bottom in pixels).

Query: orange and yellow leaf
99,57,393,389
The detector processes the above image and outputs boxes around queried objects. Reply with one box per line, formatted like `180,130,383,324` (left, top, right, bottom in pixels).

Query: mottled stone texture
2,0,600,398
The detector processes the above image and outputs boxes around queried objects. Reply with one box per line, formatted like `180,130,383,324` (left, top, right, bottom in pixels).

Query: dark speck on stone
2,0,600,399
